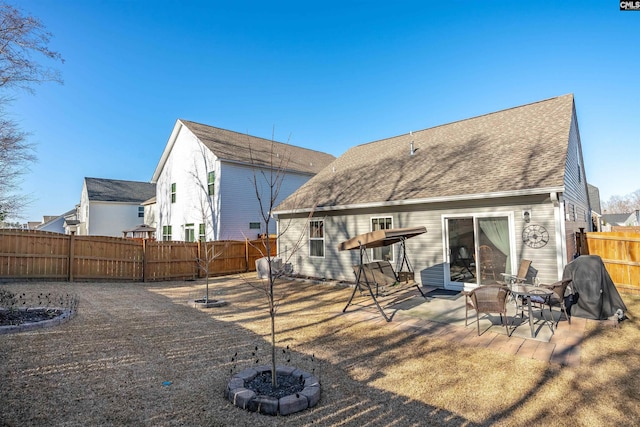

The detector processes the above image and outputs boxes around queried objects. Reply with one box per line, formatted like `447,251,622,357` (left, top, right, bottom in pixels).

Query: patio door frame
442,211,517,291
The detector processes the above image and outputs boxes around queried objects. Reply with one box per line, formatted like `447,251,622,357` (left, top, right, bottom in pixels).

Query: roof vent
410,132,415,156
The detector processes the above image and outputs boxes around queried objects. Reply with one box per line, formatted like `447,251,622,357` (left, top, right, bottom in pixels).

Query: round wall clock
522,225,549,248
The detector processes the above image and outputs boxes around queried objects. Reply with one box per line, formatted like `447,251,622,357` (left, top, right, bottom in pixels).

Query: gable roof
151,120,336,182
85,178,156,203
34,208,76,230
276,94,576,213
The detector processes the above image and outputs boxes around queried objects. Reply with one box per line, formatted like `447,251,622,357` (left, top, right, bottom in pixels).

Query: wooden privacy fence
579,231,640,294
0,229,276,282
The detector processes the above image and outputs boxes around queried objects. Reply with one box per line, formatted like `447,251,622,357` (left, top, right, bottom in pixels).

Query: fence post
68,232,75,282
577,228,587,255
245,238,249,272
142,239,148,282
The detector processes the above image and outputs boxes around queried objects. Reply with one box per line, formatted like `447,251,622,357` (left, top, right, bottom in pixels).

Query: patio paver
346,290,587,367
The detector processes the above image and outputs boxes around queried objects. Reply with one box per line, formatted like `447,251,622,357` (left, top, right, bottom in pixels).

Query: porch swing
338,226,427,322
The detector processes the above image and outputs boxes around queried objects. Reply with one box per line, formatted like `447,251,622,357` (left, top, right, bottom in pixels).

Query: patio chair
478,245,497,280
500,259,532,285
538,279,573,328
463,284,511,336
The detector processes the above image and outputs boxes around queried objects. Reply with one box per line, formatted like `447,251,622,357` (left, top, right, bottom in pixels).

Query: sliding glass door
444,214,514,288
446,217,477,284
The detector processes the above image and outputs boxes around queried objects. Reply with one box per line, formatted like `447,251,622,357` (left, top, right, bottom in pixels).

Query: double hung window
309,219,324,257
371,217,393,261
162,225,172,241
184,224,195,242
207,172,215,196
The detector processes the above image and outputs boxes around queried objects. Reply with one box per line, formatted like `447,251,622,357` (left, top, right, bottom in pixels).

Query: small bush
0,288,18,309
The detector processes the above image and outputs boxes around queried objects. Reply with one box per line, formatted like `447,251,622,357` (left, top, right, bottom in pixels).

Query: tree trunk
270,303,277,387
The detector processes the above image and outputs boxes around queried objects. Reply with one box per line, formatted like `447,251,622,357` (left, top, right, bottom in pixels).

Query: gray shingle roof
276,94,575,212
85,178,156,203
587,184,601,214
180,120,336,175
602,213,634,225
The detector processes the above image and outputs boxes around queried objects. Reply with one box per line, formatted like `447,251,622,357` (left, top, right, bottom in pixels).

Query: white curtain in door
479,218,511,275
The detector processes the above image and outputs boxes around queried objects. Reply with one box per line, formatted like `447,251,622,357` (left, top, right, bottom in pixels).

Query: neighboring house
77,178,156,237
602,211,640,230
63,206,80,235
151,120,335,242
27,221,42,230
142,196,157,231
587,184,603,231
34,209,76,234
275,94,591,290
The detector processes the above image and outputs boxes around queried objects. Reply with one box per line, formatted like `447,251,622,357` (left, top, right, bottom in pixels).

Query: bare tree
0,3,63,91
602,190,640,214
0,2,63,220
244,132,315,388
188,141,223,305
0,113,32,221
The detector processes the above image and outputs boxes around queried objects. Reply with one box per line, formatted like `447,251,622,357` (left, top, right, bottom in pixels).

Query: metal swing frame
339,226,427,322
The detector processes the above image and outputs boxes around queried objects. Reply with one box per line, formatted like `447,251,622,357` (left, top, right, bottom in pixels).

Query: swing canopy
338,226,427,251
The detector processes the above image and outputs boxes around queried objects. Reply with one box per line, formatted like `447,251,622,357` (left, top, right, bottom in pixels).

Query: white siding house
151,120,335,242
33,209,76,234
275,94,592,291
77,178,156,237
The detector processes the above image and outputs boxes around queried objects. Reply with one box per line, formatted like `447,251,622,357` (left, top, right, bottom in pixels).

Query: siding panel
562,108,591,260
278,198,564,286
220,162,312,240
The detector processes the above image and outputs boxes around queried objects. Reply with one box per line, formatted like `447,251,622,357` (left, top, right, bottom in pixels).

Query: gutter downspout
552,192,567,280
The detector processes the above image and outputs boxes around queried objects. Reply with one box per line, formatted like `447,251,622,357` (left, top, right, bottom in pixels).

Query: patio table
509,284,554,338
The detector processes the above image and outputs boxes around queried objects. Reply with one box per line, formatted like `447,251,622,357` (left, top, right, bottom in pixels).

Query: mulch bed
0,308,64,326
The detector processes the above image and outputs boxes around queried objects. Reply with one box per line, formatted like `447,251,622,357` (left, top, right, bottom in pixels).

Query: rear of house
274,94,591,290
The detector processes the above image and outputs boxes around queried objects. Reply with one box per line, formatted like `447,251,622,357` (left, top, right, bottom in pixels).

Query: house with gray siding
33,209,76,234
274,94,591,291
602,211,640,230
151,120,335,241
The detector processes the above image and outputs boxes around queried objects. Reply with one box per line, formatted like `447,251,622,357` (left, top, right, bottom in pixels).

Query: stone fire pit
225,365,320,416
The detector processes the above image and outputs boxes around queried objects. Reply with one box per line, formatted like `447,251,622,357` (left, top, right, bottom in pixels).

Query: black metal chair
539,279,573,328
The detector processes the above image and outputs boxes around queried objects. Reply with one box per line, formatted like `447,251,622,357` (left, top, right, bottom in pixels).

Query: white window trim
199,223,206,241
309,219,325,258
441,211,516,289
370,216,394,262
184,223,195,242
162,225,172,241
207,171,215,196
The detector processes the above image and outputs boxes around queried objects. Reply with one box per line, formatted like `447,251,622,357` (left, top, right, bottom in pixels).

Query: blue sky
9,0,640,222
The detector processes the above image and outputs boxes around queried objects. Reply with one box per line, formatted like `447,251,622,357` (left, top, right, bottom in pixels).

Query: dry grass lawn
1,275,639,426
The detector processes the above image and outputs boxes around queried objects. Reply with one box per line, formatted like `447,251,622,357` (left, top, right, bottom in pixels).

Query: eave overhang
273,186,565,216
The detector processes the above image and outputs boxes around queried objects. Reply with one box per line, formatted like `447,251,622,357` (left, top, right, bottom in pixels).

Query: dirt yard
1,275,638,426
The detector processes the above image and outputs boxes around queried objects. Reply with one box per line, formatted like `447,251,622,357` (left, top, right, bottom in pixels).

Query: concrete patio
341,285,586,367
